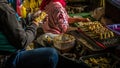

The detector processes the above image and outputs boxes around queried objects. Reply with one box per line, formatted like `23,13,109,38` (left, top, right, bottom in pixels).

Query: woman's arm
68,17,90,24
0,3,40,49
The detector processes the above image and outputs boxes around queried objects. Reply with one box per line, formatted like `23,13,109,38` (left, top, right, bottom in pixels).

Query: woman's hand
68,17,91,24
79,18,91,22
32,11,47,26
32,10,42,19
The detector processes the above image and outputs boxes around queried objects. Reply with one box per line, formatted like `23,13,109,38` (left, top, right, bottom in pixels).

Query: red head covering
40,0,66,10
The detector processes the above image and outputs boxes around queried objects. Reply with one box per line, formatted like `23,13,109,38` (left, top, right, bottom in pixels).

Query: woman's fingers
84,18,91,22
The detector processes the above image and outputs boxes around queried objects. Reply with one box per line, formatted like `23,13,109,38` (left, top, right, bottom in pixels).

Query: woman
40,0,90,34
0,0,58,68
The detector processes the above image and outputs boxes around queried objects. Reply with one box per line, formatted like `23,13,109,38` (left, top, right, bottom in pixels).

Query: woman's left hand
80,18,91,22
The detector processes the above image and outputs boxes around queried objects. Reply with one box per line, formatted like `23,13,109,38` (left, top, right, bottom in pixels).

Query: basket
79,53,120,68
53,34,75,53
77,21,120,49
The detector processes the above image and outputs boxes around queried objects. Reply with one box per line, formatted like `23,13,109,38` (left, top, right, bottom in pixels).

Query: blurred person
39,0,90,34
0,0,58,68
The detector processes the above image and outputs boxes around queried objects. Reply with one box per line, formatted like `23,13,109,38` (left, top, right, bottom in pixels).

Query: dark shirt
0,1,38,50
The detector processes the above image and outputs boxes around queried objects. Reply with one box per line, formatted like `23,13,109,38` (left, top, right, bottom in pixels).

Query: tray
77,21,120,49
107,24,120,35
76,31,104,51
79,53,120,68
67,30,103,51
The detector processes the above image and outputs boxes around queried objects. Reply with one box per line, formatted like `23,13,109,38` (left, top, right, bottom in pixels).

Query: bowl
53,34,75,53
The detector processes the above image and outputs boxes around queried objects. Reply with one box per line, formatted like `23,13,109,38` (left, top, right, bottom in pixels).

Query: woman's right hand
32,10,42,19
32,11,47,26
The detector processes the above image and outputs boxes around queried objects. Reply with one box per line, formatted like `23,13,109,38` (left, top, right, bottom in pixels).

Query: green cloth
69,12,97,27
69,12,96,21
0,32,17,53
69,12,91,17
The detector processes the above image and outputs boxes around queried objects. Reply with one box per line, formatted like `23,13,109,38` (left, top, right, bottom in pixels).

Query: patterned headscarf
40,0,66,10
